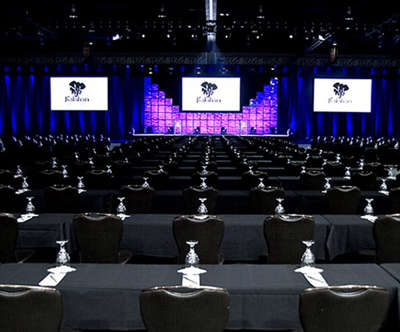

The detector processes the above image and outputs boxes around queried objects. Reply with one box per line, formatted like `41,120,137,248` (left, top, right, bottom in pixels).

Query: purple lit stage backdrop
143,77,278,134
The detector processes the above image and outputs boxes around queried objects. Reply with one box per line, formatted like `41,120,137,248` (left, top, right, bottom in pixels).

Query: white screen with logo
181,77,241,112
313,78,372,113
50,77,108,111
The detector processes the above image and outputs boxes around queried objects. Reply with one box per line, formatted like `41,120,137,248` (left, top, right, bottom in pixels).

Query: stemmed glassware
142,177,150,188
300,166,306,174
197,198,208,215
15,164,23,177
380,178,388,192
158,165,165,174
387,167,396,180
77,176,85,189
25,196,35,214
61,165,68,178
21,176,29,190
301,240,315,267
359,159,365,170
199,177,208,190
185,240,199,266
344,167,351,180
200,165,208,175
248,165,254,175
336,154,341,162
257,177,265,189
74,152,79,161
106,165,113,175
275,198,285,214
116,197,127,217
88,157,94,167
364,198,374,216
322,177,331,193
56,240,70,266
51,157,58,169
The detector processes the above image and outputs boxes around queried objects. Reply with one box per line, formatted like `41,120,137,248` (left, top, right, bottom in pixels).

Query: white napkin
47,265,76,274
15,189,29,195
177,266,207,288
117,214,130,221
17,213,39,223
360,215,378,223
379,190,389,196
39,272,66,287
295,266,329,288
78,189,87,194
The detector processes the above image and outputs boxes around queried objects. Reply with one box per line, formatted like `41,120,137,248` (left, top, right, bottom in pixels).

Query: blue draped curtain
0,65,144,140
279,66,400,138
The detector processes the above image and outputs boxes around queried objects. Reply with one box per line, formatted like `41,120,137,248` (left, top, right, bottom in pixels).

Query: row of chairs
0,283,389,332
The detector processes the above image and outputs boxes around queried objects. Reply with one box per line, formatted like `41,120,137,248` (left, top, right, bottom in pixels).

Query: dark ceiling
1,1,400,56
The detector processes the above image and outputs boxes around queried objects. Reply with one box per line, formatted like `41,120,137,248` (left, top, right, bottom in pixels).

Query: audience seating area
1,134,400,331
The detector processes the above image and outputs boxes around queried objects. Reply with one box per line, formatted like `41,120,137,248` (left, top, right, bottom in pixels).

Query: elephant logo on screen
201,82,218,97
69,81,86,97
333,82,349,98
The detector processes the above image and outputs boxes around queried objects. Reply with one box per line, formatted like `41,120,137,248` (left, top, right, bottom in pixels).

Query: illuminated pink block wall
143,77,278,134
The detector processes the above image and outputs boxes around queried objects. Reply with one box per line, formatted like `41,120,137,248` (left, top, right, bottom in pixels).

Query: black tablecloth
0,263,398,331
323,214,376,260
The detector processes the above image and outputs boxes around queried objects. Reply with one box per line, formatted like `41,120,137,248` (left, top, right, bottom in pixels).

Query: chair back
173,215,224,264
300,285,389,332
44,185,79,213
300,171,325,190
120,185,155,213
374,214,400,263
327,186,361,214
249,187,285,214
351,171,377,190
389,187,400,213
73,213,122,263
0,185,18,212
0,214,18,263
0,169,14,185
323,161,345,176
140,286,230,332
264,214,314,264
0,285,62,332
86,169,113,189
183,187,218,214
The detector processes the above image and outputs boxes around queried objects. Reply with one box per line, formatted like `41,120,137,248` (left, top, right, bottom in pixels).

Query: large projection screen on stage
181,77,241,112
50,77,108,111
313,78,372,113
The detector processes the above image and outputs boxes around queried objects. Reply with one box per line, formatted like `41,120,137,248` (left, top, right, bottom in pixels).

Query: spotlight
141,33,146,38
289,34,294,39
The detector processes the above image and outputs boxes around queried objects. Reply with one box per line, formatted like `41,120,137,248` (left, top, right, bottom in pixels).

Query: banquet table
0,263,398,331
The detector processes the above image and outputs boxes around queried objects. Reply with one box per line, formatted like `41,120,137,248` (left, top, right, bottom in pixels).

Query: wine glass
380,178,388,192
197,198,208,215
21,176,29,190
344,167,351,179
275,198,285,214
336,154,341,162
359,158,364,170
74,152,79,160
116,197,127,216
300,166,306,174
25,196,35,214
301,240,315,267
185,240,199,266
56,240,70,266
322,177,331,193
51,157,58,169
388,167,396,180
61,165,68,178
15,164,23,177
201,165,208,175
199,177,208,190
364,198,374,216
322,159,327,166
248,165,254,175
257,177,265,189
88,157,94,167
158,165,165,173
106,165,113,175
142,177,150,188
77,176,85,189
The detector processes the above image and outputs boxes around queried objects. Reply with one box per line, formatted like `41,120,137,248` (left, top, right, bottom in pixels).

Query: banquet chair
140,286,230,332
37,169,65,188
263,214,314,264
241,170,268,189
299,286,389,332
144,169,169,189
285,161,305,176
389,187,400,213
119,185,155,213
249,186,285,214
72,213,132,263
305,156,324,168
0,185,19,212
183,187,218,214
374,214,400,263
300,171,326,190
326,186,361,214
44,185,80,213
351,171,377,190
0,213,34,263
173,215,224,264
85,169,113,189
323,161,345,177
0,169,14,185
0,285,62,332
364,162,386,177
